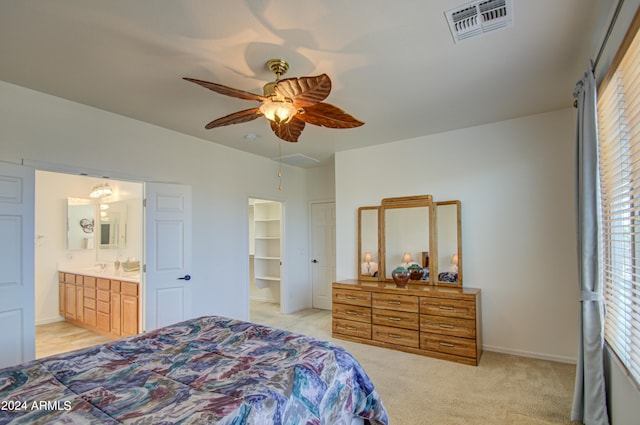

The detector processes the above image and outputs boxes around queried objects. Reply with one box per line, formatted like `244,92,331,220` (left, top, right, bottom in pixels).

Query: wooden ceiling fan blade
298,103,364,128
275,74,331,107
184,77,266,102
205,107,261,129
270,117,306,142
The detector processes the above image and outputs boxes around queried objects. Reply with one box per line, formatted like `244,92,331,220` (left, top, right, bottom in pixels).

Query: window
598,9,640,385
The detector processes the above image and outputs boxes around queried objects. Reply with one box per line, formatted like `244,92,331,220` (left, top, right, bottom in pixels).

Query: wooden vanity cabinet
332,280,482,366
58,272,139,338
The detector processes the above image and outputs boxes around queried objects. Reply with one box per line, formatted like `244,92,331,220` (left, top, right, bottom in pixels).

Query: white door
144,182,192,331
311,202,335,310
0,161,35,368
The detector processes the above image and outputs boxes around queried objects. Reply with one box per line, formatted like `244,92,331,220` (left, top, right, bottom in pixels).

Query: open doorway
248,198,283,321
34,170,143,358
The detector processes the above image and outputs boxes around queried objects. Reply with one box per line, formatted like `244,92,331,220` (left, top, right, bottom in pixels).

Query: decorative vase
391,266,410,287
407,263,424,281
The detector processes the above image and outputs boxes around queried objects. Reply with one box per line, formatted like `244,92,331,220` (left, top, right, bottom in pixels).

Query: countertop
58,267,140,283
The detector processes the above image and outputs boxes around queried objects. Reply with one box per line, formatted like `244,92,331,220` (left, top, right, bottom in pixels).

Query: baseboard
483,344,576,364
36,316,64,326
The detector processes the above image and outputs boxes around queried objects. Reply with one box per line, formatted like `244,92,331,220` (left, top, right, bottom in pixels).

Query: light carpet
250,301,577,425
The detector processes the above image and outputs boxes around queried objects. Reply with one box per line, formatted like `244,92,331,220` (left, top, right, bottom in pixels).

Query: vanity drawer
84,287,96,299
373,325,419,348
333,303,371,323
84,308,97,327
83,276,96,288
97,278,110,291
84,297,96,310
420,315,476,338
58,272,65,283
333,289,371,307
372,309,419,330
419,296,475,319
372,293,419,313
121,282,138,297
420,333,476,359
333,318,372,339
97,290,110,303
111,280,121,293
97,300,110,314
64,273,76,284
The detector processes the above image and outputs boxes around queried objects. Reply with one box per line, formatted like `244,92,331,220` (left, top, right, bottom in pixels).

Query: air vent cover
272,153,320,167
445,0,513,43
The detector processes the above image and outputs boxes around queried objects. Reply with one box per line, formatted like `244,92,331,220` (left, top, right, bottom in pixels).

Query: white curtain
571,65,609,425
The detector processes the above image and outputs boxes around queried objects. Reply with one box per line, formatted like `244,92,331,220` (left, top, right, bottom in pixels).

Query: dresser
58,271,140,338
332,280,482,366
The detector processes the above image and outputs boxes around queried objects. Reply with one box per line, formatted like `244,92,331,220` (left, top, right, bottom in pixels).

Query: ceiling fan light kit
184,59,364,143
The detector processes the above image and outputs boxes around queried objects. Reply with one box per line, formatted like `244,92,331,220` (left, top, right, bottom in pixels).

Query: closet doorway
248,198,283,318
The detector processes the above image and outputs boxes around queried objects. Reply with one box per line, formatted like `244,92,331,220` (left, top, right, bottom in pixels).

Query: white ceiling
0,0,612,167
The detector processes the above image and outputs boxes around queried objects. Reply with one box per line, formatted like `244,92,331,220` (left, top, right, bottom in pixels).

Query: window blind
598,9,640,386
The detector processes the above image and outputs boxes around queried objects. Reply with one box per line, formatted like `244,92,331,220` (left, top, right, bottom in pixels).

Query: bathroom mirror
358,206,380,281
436,201,462,287
67,198,95,250
98,200,127,249
380,196,434,284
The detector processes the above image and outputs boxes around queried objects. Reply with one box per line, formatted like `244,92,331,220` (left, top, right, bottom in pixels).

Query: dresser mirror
357,206,380,281
380,196,434,284
435,201,462,287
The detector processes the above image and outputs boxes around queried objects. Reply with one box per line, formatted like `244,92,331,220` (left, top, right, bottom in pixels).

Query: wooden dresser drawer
420,315,476,338
420,333,476,358
372,293,419,313
333,318,372,339
372,309,419,330
373,325,419,348
419,296,475,319
333,303,371,323
333,289,371,307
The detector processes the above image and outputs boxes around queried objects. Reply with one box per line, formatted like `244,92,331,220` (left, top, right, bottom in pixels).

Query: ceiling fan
184,59,364,143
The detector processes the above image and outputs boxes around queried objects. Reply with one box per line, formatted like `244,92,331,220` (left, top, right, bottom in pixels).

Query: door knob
312,259,318,263
177,274,191,281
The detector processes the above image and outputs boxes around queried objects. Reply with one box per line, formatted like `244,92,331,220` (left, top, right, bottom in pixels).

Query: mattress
0,315,388,424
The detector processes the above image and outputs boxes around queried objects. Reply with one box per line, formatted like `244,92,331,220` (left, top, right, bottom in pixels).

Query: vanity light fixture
90,183,112,199
452,253,459,272
402,252,413,266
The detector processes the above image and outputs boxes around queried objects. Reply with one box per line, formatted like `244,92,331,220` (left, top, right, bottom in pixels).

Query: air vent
445,0,513,43
272,153,320,167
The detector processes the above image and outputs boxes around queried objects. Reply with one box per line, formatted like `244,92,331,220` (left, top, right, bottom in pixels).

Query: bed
0,316,388,424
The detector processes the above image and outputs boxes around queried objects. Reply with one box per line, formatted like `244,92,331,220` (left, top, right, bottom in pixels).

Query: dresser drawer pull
388,333,403,339
439,342,455,348
387,301,401,305
438,324,455,329
344,326,358,332
388,317,402,322
346,311,359,315
345,295,358,300
439,305,455,311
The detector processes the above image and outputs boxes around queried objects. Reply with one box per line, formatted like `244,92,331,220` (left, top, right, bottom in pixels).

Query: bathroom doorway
34,170,143,357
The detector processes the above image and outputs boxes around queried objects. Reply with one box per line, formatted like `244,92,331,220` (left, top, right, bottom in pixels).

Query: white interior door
0,161,35,368
311,202,335,310
144,182,192,331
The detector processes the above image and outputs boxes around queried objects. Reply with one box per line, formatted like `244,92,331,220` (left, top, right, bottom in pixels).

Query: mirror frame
357,206,380,281
380,195,435,285
435,200,462,287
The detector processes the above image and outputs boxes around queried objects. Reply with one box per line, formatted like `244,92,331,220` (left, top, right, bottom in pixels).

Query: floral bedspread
0,316,388,424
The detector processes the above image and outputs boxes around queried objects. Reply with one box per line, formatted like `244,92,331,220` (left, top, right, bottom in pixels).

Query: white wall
1,81,311,323
336,108,579,362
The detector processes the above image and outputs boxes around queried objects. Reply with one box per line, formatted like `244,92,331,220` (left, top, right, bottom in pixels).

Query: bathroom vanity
58,268,140,338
